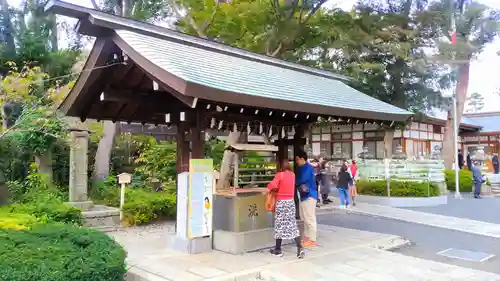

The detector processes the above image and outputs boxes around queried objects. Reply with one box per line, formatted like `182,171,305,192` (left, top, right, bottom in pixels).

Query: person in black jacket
337,164,352,208
458,150,464,170
467,153,472,171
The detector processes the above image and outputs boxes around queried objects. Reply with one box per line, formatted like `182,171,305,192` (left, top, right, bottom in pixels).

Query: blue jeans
337,188,349,206
474,182,482,197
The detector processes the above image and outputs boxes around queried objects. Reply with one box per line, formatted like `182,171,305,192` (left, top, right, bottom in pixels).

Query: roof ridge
464,112,500,117
45,0,351,82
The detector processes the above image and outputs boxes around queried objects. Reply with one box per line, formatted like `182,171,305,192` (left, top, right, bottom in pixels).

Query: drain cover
436,248,495,262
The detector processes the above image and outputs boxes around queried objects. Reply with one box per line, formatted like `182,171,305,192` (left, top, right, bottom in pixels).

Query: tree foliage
466,92,484,112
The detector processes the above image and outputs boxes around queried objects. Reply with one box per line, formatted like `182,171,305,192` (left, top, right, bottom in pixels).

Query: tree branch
270,42,283,57
169,0,208,39
301,0,327,24
90,0,99,10
201,0,219,33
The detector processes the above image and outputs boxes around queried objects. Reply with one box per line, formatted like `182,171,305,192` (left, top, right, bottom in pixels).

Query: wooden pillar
176,123,190,173
276,134,285,170
190,110,205,159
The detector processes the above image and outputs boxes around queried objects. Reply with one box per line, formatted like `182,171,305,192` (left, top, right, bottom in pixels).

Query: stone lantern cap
471,146,487,162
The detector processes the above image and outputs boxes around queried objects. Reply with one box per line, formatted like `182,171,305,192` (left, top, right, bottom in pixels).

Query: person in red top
349,160,358,206
268,160,305,258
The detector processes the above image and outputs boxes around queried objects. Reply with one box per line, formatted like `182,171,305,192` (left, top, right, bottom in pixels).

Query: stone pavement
110,222,407,281
317,200,500,238
259,247,500,281
109,221,500,281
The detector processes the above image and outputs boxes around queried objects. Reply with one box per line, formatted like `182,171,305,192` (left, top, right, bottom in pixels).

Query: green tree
466,92,484,112
172,0,332,58
0,66,70,180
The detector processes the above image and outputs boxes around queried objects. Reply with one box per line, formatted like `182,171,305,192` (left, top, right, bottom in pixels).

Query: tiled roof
115,29,411,118
464,115,500,133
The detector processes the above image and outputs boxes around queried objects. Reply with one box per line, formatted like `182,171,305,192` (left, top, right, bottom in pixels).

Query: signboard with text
188,159,213,239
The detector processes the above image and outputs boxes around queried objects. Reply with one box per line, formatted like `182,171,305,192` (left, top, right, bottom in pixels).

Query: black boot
294,237,305,259
270,239,283,257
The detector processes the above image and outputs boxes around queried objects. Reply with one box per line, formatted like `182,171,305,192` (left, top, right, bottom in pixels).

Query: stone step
91,225,122,233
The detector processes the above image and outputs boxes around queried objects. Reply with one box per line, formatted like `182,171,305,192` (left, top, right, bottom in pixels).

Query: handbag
266,191,276,213
298,184,309,195
266,172,284,213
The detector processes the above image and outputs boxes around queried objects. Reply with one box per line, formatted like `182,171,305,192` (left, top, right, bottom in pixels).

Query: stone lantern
430,145,442,160
392,144,407,160
471,146,487,164
471,146,491,195
332,144,343,160
358,146,374,160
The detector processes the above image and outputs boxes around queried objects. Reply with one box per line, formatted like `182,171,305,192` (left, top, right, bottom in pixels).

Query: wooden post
191,110,205,159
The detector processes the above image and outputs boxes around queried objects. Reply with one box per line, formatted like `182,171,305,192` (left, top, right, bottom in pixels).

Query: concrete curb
125,266,172,281
318,204,500,239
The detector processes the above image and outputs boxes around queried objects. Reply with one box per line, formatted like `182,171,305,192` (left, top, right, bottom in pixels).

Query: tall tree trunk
443,63,470,168
35,152,53,183
93,121,118,180
0,0,15,56
384,129,395,159
49,13,58,52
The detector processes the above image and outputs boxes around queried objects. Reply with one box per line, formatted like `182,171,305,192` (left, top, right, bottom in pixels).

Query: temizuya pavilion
45,0,412,254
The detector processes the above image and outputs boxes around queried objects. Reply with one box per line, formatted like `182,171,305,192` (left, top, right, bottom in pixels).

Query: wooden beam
59,37,117,117
102,88,188,107
112,34,196,108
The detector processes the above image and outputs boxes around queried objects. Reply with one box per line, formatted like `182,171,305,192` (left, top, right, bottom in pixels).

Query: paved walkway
259,247,500,281
318,200,500,238
110,222,500,281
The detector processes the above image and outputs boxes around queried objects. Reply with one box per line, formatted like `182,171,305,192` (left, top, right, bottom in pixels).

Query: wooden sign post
118,172,132,221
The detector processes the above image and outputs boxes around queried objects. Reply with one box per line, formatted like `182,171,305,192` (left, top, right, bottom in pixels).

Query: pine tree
466,92,484,113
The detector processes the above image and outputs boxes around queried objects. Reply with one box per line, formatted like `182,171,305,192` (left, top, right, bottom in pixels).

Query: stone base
168,235,212,254
68,200,94,211
82,205,120,232
213,220,304,255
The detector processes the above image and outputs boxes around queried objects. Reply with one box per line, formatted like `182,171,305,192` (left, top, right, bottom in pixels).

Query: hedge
95,185,176,226
0,223,126,281
357,180,440,197
445,169,473,192
7,200,83,225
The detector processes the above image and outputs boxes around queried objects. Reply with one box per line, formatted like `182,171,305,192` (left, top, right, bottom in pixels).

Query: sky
7,0,500,113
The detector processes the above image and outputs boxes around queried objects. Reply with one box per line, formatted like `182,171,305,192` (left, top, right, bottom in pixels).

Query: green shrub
95,184,176,226
135,141,177,183
122,189,176,226
445,169,473,192
0,223,126,281
7,165,66,203
357,180,440,197
8,200,83,226
0,212,38,230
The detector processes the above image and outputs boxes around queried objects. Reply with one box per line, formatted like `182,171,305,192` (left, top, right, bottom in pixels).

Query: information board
188,159,213,239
